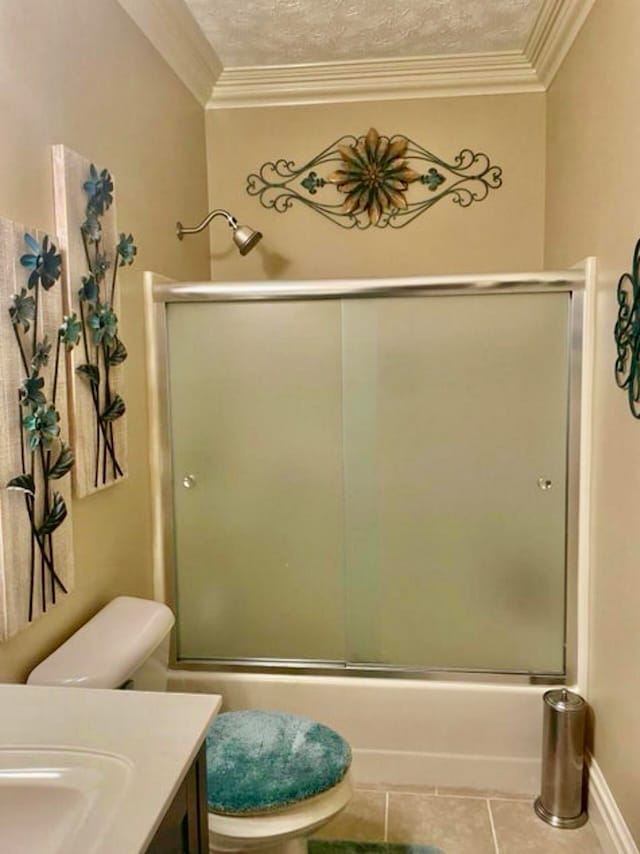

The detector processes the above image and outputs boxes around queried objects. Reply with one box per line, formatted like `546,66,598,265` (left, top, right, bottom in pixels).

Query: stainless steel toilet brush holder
534,688,588,828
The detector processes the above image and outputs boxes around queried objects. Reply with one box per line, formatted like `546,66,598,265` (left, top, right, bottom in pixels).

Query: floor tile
382,784,438,795
387,793,495,854
437,785,531,801
313,789,386,842
490,799,603,853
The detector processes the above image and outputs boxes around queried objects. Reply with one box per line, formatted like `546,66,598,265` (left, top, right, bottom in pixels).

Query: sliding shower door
342,294,569,673
167,301,345,661
166,289,572,675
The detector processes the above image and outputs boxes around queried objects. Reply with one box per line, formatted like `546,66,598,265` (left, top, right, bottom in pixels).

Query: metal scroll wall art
0,218,76,637
614,239,640,418
247,127,503,229
53,146,136,496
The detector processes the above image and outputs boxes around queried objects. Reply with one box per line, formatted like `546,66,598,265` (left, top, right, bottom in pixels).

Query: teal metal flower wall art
247,127,503,229
614,239,640,418
76,163,136,488
6,233,77,622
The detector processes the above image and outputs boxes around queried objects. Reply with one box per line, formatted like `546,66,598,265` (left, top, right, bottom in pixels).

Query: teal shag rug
206,710,352,815
309,843,445,854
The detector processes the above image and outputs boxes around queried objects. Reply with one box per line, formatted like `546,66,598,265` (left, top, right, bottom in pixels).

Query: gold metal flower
327,128,420,226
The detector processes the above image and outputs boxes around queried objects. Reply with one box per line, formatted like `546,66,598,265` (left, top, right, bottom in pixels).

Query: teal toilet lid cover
206,710,352,815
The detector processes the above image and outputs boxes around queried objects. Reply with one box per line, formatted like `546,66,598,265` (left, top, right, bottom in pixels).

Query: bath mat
309,842,445,854
206,710,351,815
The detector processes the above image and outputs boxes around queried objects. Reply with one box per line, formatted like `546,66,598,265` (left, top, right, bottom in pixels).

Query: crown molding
117,0,222,106
118,0,595,110
208,51,544,110
525,0,596,88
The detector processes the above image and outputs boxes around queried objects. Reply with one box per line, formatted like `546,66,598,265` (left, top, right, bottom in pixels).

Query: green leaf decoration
37,492,67,537
49,443,75,480
78,275,98,304
76,363,100,386
105,338,128,366
7,473,35,496
100,394,126,423
9,288,36,332
59,313,82,349
31,336,52,371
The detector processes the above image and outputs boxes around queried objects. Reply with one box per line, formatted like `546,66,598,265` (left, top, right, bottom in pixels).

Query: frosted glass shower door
342,293,570,673
165,289,572,674
167,301,345,661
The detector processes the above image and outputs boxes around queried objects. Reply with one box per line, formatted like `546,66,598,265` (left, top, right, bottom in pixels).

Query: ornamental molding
208,0,595,109
117,0,222,106
524,0,596,88
118,0,594,110
209,51,542,110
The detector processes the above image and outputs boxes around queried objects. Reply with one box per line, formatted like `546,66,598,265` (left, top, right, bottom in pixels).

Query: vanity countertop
0,683,221,854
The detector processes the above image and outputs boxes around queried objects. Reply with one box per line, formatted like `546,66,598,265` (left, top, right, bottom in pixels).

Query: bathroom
0,0,638,852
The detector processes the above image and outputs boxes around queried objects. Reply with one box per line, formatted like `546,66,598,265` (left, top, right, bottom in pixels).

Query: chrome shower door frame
145,269,590,686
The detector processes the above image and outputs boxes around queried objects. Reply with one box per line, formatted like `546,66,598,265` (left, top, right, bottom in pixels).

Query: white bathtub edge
169,668,549,795
352,748,539,794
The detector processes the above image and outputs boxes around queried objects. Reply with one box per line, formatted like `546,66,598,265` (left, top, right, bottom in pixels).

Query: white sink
0,747,133,854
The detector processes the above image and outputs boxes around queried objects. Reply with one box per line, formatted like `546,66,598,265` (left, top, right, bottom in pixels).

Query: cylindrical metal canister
534,689,588,828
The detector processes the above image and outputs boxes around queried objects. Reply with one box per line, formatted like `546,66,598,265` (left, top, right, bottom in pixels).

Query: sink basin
0,747,133,854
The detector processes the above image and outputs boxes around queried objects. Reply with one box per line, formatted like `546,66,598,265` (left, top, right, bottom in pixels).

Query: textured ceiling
184,0,545,68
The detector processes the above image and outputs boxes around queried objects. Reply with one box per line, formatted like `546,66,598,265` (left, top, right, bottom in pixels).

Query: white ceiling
184,0,546,68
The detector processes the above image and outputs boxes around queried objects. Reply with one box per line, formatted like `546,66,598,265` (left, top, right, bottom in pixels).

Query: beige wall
206,94,546,281
0,0,209,682
545,0,640,842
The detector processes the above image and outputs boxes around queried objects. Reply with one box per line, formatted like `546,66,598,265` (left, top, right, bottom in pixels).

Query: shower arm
176,209,237,240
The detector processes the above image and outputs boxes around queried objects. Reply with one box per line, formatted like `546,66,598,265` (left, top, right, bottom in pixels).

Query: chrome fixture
176,209,262,256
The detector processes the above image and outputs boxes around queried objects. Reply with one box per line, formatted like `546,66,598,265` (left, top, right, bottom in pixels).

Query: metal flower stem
29,281,46,613
95,242,110,486
47,335,64,605
81,230,123,484
110,255,118,306
21,496,67,593
102,345,111,484
39,444,54,605
77,297,123,480
51,335,62,406
11,324,30,376
17,391,36,622
26,492,35,621
107,259,119,480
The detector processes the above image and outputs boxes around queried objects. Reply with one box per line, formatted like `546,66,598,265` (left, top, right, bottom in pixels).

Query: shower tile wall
312,786,603,854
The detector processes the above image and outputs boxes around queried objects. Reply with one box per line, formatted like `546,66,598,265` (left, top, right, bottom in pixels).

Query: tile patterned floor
312,786,603,854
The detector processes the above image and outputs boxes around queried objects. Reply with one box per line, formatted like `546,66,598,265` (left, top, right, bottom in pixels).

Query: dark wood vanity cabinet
146,743,209,854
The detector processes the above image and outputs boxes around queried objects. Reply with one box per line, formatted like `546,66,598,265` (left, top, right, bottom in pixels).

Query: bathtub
169,670,557,795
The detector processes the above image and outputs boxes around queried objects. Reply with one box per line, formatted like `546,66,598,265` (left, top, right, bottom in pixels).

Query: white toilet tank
27,596,175,691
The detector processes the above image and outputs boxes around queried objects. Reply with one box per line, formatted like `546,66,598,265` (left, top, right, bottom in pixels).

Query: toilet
27,596,353,854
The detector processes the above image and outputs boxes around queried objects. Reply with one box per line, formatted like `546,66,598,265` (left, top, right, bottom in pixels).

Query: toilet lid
206,710,352,816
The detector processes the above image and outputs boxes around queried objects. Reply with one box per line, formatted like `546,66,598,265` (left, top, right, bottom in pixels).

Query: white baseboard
352,748,539,795
588,757,639,854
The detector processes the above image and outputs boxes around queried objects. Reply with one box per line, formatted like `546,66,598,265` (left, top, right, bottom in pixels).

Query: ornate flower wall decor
0,218,76,638
53,146,135,497
76,165,135,488
614,239,640,418
247,127,502,229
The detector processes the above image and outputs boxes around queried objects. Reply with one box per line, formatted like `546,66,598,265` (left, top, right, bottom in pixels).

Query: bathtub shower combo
145,266,594,794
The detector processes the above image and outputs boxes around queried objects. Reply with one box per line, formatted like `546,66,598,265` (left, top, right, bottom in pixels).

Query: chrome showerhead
176,208,262,256
232,223,262,256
